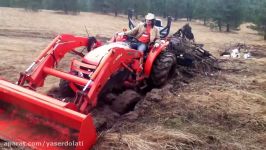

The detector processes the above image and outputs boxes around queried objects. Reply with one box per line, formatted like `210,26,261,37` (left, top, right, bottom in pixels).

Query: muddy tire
111,90,141,115
150,51,176,87
59,79,75,97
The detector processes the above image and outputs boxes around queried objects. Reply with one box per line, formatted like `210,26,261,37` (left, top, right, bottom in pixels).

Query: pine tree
255,1,266,40
194,0,211,25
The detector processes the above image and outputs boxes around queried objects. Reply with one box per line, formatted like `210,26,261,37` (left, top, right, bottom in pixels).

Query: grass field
0,7,265,150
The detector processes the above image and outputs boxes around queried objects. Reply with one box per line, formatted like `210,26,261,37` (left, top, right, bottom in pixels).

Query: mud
46,88,144,131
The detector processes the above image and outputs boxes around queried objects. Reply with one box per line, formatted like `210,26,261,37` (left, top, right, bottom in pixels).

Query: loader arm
18,34,97,89
74,47,143,112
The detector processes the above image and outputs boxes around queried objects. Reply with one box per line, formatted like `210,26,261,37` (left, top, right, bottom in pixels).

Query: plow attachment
0,79,97,150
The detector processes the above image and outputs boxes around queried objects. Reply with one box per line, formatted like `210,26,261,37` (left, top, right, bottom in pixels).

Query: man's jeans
130,42,147,53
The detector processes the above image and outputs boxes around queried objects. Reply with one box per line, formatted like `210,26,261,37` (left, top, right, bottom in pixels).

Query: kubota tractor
0,17,176,149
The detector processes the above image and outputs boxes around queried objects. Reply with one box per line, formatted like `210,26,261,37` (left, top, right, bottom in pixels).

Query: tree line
0,0,265,40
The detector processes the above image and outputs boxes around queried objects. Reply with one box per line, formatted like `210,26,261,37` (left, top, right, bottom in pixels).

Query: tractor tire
111,90,141,115
150,51,176,87
59,79,75,97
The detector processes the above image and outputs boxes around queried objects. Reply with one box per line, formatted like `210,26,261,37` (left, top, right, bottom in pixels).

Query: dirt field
0,7,266,150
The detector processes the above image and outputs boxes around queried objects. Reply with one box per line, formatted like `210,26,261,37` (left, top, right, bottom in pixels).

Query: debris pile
220,43,252,59
168,32,220,76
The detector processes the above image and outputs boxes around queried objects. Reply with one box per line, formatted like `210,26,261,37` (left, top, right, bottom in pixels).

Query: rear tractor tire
150,51,176,87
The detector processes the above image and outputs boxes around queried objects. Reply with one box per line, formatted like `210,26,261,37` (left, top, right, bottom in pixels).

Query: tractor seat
154,19,163,27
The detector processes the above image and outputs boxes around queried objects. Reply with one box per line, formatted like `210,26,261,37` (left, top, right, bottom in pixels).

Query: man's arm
125,23,142,36
154,28,161,44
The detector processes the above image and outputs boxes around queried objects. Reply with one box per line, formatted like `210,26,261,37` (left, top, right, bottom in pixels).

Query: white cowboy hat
145,13,155,20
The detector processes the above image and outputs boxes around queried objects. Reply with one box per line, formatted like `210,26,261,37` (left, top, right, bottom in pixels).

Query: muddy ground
0,8,265,149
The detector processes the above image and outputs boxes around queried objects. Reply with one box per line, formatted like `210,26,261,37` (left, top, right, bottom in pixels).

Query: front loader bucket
0,79,97,150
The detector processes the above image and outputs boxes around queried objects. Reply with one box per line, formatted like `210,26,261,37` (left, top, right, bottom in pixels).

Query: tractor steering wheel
126,35,140,43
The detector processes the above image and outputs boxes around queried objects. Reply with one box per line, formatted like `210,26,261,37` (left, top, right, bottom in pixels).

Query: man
121,13,161,52
175,23,195,42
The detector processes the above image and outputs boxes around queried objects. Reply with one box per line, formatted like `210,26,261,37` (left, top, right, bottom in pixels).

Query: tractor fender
144,41,169,77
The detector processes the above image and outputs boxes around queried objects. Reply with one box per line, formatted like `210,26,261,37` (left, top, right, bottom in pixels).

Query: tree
50,0,80,14
90,0,109,14
133,0,149,18
173,0,187,20
223,0,244,32
209,0,223,31
0,0,11,7
24,0,43,12
106,0,127,16
193,0,211,25
185,0,195,21
210,0,244,32
254,1,266,40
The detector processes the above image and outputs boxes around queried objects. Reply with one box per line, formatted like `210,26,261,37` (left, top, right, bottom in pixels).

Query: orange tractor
0,17,175,149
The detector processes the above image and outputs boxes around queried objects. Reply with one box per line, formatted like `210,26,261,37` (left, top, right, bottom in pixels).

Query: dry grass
94,125,202,150
0,7,266,149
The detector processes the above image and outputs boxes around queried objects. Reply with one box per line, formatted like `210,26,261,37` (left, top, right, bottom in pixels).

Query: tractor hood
82,42,130,66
